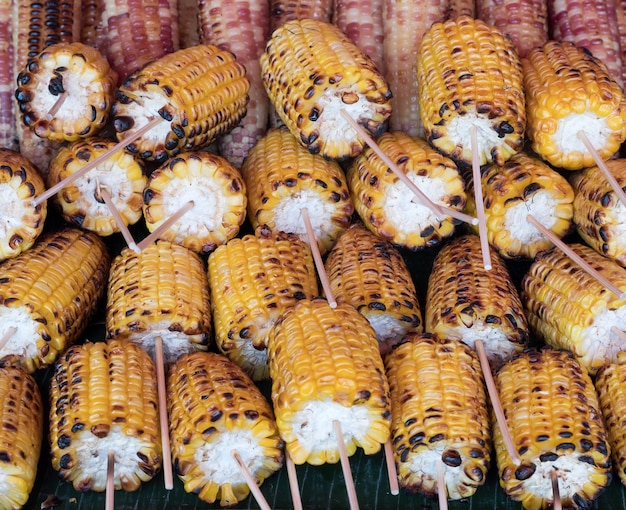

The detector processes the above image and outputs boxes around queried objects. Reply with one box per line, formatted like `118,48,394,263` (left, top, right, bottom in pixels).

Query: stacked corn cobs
5,0,626,509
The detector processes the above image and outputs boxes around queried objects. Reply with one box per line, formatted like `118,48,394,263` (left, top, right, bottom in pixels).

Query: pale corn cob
347,132,466,250
464,152,575,260
417,15,526,167
425,234,529,369
446,0,476,19
168,351,284,507
385,332,491,500
49,339,161,492
106,240,212,364
260,18,392,160
178,0,199,49
269,0,333,31
0,365,43,510
523,40,626,171
142,151,247,254
208,227,318,381
0,148,47,262
521,242,626,376
113,44,250,164
0,0,17,151
494,348,611,509
0,228,110,373
267,297,391,465
241,127,353,255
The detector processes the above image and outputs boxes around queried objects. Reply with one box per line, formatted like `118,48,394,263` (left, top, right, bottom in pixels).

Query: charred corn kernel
417,15,526,167
523,40,626,171
168,351,284,507
384,332,491,499
0,149,47,262
521,242,626,376
324,222,422,354
425,235,529,369
47,138,146,237
0,365,43,510
143,151,247,254
113,44,249,164
571,159,626,267
0,228,110,373
347,132,466,250
267,297,391,465
269,0,333,31
241,127,353,255
494,348,611,510
208,227,318,381
0,4,17,152
260,19,392,160
49,339,161,492
106,240,212,364
465,152,575,260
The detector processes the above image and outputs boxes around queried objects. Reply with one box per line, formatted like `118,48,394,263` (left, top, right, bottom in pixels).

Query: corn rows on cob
79,0,104,48
269,0,333,31
446,0,476,19
168,351,283,507
494,348,611,510
385,333,491,500
178,0,199,49
0,1,17,152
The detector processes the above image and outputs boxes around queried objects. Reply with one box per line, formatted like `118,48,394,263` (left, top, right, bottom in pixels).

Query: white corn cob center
118,92,170,143
0,186,31,238
0,308,40,361
580,306,626,369
447,323,518,367
447,113,507,163
552,112,612,155
367,314,410,346
126,326,201,365
504,190,560,244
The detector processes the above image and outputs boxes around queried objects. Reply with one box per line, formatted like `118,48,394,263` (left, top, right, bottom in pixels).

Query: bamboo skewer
154,336,174,490
551,469,562,510
436,458,448,510
231,450,272,510
105,450,115,510
611,326,626,342
383,439,399,496
137,201,195,251
46,90,69,120
285,452,303,510
333,420,360,510
96,180,139,253
301,207,336,308
470,126,492,271
0,327,17,352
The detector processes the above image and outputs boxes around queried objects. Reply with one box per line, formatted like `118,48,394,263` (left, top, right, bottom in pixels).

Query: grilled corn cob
208,227,318,381
113,44,249,164
324,222,422,353
267,297,391,465
0,365,43,510
464,152,575,260
417,15,526,167
142,151,247,254
347,131,466,250
385,332,491,499
0,149,47,262
523,40,626,171
521,242,626,376
241,127,353,255
260,18,392,160
168,351,284,507
49,339,161,492
0,228,110,373
425,234,529,369
0,0,17,152
494,347,611,509
106,240,212,364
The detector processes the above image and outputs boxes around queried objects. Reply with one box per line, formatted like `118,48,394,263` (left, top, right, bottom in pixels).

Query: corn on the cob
0,365,43,510
494,347,611,509
267,297,391,465
617,0,626,86
142,151,247,254
49,339,161,492
464,152,575,260
0,228,110,373
241,127,353,255
324,222,422,353
347,131,466,250
385,332,491,499
168,351,284,507
0,0,17,152
521,242,626,376
417,15,526,167
260,18,392,160
113,44,250,164
106,240,212,364
208,227,318,381
334,0,384,72
269,0,333,32
79,0,105,49
425,234,529,369
523,40,626,171
0,148,47,262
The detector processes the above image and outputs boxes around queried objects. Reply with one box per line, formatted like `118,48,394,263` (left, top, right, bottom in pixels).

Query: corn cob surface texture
168,351,284,507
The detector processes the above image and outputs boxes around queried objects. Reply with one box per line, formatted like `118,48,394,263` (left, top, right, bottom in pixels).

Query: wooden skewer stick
46,90,69,120
96,180,139,253
339,109,478,227
551,469,562,510
383,439,399,496
301,207,336,308
137,200,195,251
231,450,272,510
105,450,115,510
577,131,626,208
436,458,448,510
333,420,360,510
527,214,626,299
470,125,492,271
33,116,164,206
475,340,520,465
285,451,303,510
154,336,174,490
611,326,626,342
0,327,17,351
